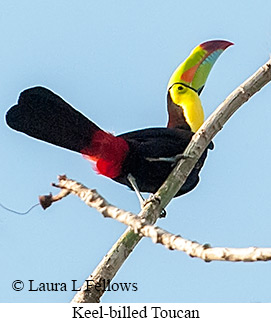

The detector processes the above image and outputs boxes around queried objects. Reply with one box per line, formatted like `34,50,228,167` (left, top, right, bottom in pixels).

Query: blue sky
1,0,271,303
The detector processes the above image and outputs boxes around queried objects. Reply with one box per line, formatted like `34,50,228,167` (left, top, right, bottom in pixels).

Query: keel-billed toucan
5,40,232,198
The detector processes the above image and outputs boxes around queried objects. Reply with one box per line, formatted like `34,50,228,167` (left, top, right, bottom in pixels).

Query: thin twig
0,202,40,215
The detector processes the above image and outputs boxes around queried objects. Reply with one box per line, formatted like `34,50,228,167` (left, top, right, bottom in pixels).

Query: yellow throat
168,83,204,132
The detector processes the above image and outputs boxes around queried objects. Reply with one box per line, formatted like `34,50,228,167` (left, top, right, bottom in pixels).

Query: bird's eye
178,85,184,91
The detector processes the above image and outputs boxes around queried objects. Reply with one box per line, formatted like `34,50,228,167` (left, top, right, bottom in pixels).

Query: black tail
6,86,100,153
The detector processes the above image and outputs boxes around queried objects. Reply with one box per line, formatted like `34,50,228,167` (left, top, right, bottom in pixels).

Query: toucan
5,40,232,199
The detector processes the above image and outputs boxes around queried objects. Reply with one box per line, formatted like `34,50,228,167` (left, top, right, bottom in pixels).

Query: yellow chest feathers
168,84,204,132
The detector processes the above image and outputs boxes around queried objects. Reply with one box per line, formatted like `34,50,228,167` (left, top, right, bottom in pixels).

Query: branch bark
49,175,271,263
40,58,271,302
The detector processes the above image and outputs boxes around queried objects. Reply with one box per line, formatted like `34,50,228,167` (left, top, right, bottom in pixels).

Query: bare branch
49,175,271,265
51,175,149,232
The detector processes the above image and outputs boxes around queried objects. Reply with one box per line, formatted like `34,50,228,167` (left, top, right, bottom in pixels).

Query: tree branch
49,175,271,264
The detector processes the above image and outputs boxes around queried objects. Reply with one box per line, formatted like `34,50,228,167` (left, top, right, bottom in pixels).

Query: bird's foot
146,153,190,165
142,194,166,218
142,193,160,207
127,173,166,217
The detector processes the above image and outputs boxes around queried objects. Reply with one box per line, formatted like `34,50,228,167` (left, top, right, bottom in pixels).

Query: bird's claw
142,194,166,218
142,193,161,208
146,153,191,164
